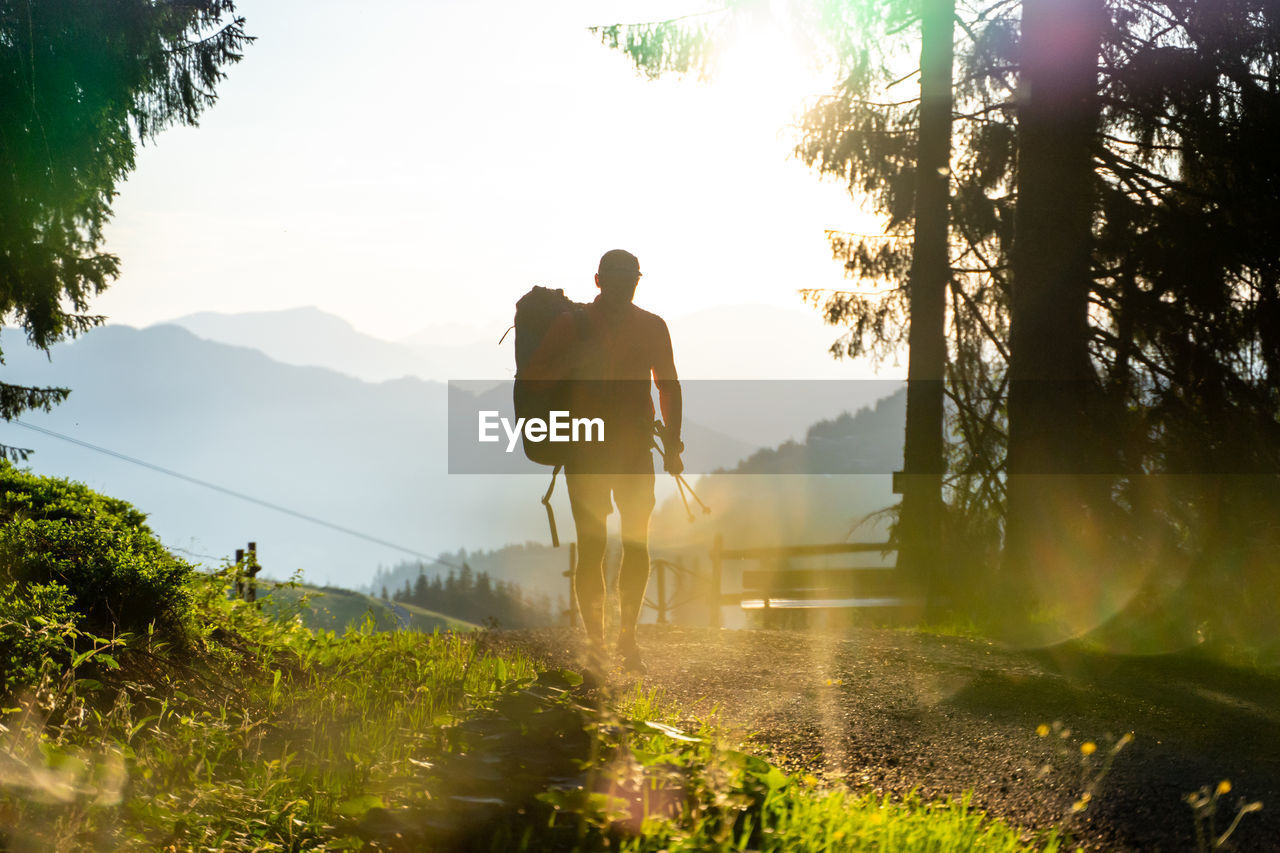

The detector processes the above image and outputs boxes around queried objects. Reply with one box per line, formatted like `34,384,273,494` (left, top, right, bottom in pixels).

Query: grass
0,567,1059,851
1,572,531,849
598,688,1059,853
256,581,477,634
0,467,1259,850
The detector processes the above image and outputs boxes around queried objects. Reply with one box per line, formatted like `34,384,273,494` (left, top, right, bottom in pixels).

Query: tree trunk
1004,0,1104,614
899,0,955,615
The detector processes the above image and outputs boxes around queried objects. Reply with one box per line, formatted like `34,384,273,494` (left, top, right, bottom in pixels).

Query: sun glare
711,12,833,135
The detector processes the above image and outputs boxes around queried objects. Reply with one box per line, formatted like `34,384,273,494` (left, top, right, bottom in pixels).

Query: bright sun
712,10,834,133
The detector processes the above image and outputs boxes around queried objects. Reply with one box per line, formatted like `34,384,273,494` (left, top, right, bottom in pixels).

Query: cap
598,249,641,278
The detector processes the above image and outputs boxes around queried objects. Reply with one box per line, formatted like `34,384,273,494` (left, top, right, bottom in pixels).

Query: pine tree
1003,0,1107,608
0,1,251,458
600,1,1280,635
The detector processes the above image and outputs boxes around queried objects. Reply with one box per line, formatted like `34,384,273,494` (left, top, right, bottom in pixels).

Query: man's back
528,294,679,466
575,298,675,383
527,295,675,382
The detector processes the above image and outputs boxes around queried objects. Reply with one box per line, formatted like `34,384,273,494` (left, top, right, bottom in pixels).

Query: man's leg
566,473,610,646
615,507,652,648
614,471,656,661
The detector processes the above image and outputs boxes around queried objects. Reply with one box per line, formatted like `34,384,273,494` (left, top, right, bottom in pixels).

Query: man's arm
652,316,683,473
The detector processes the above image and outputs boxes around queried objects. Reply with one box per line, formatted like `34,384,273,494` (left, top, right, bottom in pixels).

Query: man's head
595,249,642,303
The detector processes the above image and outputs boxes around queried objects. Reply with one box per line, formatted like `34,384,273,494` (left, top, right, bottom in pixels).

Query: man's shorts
566,449,656,525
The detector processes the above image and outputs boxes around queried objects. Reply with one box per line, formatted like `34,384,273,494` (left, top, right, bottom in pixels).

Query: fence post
234,547,245,600
709,534,723,628
246,541,260,603
564,542,578,627
655,559,668,624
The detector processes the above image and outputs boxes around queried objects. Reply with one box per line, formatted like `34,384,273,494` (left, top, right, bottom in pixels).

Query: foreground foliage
0,0,251,460
0,464,193,694
1,581,1052,851
0,591,1054,850
0,470,1051,850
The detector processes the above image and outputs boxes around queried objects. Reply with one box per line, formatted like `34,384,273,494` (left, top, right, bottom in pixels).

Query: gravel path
481,624,1280,851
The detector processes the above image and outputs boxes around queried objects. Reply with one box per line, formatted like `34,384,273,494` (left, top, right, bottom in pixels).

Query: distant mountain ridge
0,323,797,587
1,314,903,591
162,305,894,449
165,307,508,382
3,324,547,586
165,302,877,384
727,390,906,475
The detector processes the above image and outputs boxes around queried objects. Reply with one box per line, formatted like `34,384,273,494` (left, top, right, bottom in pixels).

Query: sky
94,0,890,372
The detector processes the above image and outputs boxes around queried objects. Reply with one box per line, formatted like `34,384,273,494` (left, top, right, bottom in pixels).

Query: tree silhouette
600,1,1280,639
1002,0,1106,605
596,1,957,606
897,0,954,614
0,0,251,457
393,563,553,628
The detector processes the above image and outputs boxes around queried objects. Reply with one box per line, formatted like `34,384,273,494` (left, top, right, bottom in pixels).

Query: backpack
513,286,592,465
510,285,590,544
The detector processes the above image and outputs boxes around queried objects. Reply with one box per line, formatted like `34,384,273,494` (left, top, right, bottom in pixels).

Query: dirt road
484,625,1280,851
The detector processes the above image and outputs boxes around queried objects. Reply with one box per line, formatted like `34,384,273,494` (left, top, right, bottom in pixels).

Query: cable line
166,544,225,562
11,420,462,571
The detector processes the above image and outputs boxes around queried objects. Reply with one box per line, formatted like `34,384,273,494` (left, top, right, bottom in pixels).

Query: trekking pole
672,469,696,522
675,472,711,515
652,423,711,520
542,465,561,547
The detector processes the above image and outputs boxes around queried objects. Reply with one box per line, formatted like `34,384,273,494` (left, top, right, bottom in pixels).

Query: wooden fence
563,534,910,628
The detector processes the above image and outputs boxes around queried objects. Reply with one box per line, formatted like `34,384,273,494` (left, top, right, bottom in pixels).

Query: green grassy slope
257,582,477,633
0,465,1051,850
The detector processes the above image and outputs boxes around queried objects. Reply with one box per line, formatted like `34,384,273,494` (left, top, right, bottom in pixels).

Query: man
527,249,682,673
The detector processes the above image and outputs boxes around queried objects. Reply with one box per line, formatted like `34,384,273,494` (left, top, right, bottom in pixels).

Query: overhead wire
165,544,225,562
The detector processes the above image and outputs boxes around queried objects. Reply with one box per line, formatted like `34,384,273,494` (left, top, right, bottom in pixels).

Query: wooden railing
709,533,904,627
563,534,908,628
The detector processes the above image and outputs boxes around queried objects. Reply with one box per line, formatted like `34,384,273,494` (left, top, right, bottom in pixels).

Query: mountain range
168,307,510,382
1,307,904,590
166,306,899,449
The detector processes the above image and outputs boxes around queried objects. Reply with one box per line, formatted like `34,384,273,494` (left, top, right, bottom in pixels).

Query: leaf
495,691,547,721
335,794,384,819
129,715,158,739
762,766,790,792
632,720,702,743
539,669,583,690
722,750,772,775
630,747,679,767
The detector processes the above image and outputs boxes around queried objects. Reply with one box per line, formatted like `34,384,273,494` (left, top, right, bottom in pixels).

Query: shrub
0,463,193,642
0,462,150,530
0,580,79,695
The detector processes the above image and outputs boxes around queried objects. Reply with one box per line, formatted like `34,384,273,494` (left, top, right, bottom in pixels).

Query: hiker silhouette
526,249,682,673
